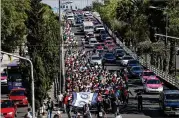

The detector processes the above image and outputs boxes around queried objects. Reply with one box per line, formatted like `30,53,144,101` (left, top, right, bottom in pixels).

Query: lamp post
0,51,35,118
155,33,179,76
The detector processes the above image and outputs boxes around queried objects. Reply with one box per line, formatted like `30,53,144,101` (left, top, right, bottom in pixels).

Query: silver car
89,38,98,47
120,55,134,66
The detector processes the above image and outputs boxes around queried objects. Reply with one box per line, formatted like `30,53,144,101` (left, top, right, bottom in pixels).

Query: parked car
120,55,134,66
143,78,163,93
141,70,156,83
1,99,17,118
89,38,98,47
1,72,7,86
90,55,102,65
9,88,28,106
102,52,116,64
127,66,144,78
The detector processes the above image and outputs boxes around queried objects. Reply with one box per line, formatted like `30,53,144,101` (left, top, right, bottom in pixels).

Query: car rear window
10,90,25,96
165,94,179,100
1,73,7,76
143,72,156,76
1,101,13,108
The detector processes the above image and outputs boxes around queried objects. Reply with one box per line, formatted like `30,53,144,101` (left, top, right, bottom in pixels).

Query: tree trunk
168,41,176,75
159,56,163,70
150,52,154,65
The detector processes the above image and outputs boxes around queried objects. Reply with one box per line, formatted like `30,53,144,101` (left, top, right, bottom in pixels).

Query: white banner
72,92,97,107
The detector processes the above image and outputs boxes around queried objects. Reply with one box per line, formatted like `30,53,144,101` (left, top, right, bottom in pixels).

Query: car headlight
24,97,27,100
158,86,163,90
7,112,13,115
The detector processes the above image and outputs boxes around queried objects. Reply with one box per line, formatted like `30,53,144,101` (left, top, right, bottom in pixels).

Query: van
82,21,94,33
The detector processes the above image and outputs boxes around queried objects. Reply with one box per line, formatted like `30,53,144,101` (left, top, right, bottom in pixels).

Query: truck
159,90,179,116
82,21,94,33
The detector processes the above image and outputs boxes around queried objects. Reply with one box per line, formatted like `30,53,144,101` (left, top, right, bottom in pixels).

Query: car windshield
116,50,124,53
106,41,113,44
97,26,104,28
100,30,106,34
92,57,101,60
129,60,139,65
1,73,7,76
123,56,133,60
132,67,142,71
117,52,125,56
147,79,161,84
165,94,179,100
85,26,93,29
105,53,114,58
90,41,97,43
1,101,13,108
143,72,156,76
10,90,25,96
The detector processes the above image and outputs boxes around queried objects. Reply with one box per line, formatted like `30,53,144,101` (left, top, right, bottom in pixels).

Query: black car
114,49,126,60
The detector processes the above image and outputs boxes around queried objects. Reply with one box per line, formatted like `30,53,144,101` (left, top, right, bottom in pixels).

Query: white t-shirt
58,94,63,101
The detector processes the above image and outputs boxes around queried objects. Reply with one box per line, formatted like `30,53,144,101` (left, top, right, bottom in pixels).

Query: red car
106,44,116,51
9,88,28,106
1,99,17,118
104,40,115,47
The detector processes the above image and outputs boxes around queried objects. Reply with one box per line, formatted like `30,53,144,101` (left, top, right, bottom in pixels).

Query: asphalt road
64,25,178,118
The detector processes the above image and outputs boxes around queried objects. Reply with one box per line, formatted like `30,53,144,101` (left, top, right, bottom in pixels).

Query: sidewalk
1,53,19,72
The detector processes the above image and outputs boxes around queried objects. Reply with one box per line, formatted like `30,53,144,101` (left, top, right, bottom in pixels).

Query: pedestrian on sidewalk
66,98,72,118
47,98,54,118
57,91,64,108
53,111,62,118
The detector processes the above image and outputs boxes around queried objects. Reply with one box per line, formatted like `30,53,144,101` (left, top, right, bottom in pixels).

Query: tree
26,0,60,109
1,0,30,53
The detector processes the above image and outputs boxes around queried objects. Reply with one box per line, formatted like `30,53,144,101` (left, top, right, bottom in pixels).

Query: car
95,24,105,33
1,72,7,86
144,77,163,93
141,70,156,83
127,66,144,78
85,32,95,39
104,40,115,46
1,99,17,118
100,34,109,42
102,52,116,64
90,55,102,65
127,59,140,67
120,55,134,66
159,90,179,116
9,88,28,106
89,38,98,47
106,44,116,51
114,49,126,60
96,49,105,55
105,37,113,41
94,43,105,50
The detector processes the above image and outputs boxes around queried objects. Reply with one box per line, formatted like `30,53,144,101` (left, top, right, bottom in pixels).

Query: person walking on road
57,92,64,108
135,91,143,111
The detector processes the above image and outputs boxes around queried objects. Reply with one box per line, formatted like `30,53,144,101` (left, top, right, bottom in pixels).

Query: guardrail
95,16,179,89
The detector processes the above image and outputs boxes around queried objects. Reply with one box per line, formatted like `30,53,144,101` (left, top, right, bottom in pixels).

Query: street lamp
155,33,179,76
149,6,168,45
0,51,35,118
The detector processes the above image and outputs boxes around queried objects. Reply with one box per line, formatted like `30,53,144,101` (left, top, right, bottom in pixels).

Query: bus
82,21,94,33
7,59,23,91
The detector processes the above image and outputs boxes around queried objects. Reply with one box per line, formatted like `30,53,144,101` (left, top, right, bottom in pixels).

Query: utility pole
0,51,35,118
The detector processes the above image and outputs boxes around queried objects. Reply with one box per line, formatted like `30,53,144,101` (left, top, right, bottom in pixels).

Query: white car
95,25,105,32
120,55,134,66
90,55,102,65
89,38,98,47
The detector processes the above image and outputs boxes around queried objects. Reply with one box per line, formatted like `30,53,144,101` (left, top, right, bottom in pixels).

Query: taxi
9,88,28,106
143,77,163,93
1,99,17,118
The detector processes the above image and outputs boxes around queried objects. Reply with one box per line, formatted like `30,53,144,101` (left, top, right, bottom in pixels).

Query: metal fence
95,16,179,89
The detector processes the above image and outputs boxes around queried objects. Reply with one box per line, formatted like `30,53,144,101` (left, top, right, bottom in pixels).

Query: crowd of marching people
58,20,133,118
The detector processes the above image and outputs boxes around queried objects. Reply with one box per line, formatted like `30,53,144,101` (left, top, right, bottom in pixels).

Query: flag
72,92,98,107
